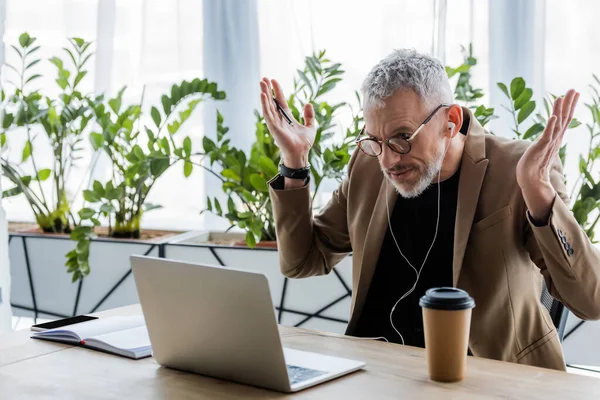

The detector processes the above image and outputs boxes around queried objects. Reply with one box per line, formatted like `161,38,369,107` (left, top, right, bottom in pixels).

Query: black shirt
352,169,460,347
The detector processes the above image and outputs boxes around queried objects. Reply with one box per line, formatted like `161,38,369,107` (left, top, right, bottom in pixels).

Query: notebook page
84,326,151,358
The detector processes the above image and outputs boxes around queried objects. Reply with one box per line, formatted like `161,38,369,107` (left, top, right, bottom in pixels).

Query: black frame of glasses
356,103,450,157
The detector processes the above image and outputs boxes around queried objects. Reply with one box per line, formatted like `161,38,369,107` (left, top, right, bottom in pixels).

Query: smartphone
30,315,99,332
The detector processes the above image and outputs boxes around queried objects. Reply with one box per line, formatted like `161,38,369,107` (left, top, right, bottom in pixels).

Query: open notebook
31,315,151,359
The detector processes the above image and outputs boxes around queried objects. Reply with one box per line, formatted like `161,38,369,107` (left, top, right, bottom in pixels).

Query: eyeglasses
356,103,450,157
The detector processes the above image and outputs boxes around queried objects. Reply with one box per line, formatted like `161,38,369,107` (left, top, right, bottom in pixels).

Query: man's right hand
259,78,316,172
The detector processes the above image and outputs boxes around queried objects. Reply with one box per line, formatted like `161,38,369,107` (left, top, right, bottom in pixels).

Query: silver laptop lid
131,255,290,392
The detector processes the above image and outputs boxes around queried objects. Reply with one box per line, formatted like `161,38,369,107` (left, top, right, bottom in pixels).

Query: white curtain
202,0,261,231
488,0,546,137
0,174,11,333
0,0,11,333
544,0,600,370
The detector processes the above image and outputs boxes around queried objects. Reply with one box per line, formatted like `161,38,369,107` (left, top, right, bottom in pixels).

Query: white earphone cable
385,130,454,345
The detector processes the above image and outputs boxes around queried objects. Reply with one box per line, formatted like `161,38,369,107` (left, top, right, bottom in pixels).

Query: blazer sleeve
267,152,357,278
524,157,600,320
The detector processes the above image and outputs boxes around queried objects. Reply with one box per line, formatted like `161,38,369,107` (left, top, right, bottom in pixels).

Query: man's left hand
516,89,580,224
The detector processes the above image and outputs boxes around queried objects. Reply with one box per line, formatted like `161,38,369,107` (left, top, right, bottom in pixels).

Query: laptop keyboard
286,364,327,385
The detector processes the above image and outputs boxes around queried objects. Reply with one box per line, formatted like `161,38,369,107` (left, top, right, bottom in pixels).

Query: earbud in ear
448,122,456,130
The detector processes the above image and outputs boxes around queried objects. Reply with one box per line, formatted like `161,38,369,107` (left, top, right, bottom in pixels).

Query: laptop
130,256,365,393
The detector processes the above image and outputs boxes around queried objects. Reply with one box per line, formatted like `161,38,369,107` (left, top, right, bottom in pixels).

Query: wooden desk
1,305,599,399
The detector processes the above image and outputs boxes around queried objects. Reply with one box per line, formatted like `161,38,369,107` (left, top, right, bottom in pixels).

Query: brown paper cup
419,287,475,383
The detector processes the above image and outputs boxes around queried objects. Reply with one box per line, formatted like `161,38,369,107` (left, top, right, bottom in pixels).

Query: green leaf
202,136,216,152
517,101,536,124
25,74,42,84
49,57,63,70
93,181,105,197
73,71,87,88
569,118,582,129
184,161,193,177
167,121,180,135
37,169,51,181
22,140,32,162
510,78,526,100
80,53,93,68
559,145,567,167
297,70,313,94
183,136,192,156
150,158,170,177
90,132,104,150
10,45,22,58
56,78,69,90
58,69,71,80
133,144,145,160
222,169,241,182
523,123,545,140
161,95,172,114
100,203,115,214
206,197,213,212
146,127,155,142
20,176,32,186
214,199,222,215
26,59,41,69
245,231,257,248
250,174,269,192
2,113,14,129
79,208,96,219
227,197,235,214
26,45,40,56
580,155,596,186
72,37,85,47
514,88,533,111
151,106,161,127
238,211,254,219
109,97,122,114
497,82,510,98
144,203,163,212
160,137,171,155
19,33,30,48
0,133,6,148
171,84,181,103
83,189,101,203
259,155,279,176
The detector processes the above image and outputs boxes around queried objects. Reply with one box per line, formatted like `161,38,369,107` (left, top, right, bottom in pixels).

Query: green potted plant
196,50,362,248
66,79,226,281
1,32,97,233
3,32,227,319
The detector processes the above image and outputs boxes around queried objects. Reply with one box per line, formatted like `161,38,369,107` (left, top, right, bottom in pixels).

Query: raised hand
259,78,316,169
516,89,580,223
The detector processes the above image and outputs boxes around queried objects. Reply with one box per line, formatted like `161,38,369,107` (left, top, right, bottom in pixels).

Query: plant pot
8,226,181,320
163,231,353,334
232,239,278,249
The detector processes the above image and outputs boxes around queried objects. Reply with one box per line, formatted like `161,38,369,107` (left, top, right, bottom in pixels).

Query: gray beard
387,148,445,199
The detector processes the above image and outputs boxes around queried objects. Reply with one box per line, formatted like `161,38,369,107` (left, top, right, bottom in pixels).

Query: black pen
273,97,294,126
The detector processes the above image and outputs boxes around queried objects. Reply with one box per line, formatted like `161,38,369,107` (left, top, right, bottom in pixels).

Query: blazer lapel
453,109,489,286
347,176,396,333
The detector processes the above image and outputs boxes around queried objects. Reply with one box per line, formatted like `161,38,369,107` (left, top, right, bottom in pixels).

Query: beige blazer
269,109,600,371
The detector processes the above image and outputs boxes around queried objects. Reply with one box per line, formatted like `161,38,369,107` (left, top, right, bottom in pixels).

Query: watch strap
279,163,310,180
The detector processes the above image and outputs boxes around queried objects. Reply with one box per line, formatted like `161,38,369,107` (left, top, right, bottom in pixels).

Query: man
258,49,600,370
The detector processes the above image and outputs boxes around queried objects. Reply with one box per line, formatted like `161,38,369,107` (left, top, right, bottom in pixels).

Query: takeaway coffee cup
419,287,475,383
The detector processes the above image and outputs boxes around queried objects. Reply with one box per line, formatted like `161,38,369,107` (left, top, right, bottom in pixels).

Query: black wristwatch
279,162,311,180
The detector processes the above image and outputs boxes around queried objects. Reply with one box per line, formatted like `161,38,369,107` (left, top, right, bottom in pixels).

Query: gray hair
361,49,453,110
